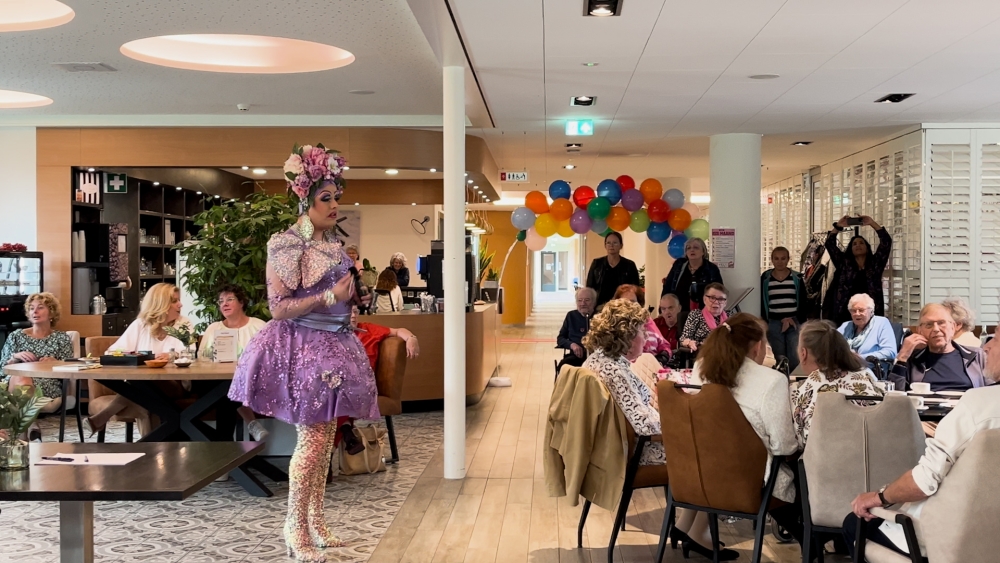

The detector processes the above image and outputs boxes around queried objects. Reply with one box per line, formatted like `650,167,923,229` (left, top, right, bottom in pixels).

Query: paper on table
213,329,237,363
36,452,145,466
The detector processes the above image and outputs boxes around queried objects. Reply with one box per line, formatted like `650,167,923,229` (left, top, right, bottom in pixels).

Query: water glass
884,381,895,392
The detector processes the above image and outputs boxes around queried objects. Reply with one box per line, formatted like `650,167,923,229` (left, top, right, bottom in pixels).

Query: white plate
908,390,935,396
937,391,966,397
916,406,929,411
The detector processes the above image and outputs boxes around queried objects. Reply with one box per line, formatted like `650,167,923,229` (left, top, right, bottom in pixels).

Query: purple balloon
620,188,644,212
569,208,593,234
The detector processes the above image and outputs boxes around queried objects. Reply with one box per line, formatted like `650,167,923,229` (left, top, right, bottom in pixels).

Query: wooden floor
368,304,814,563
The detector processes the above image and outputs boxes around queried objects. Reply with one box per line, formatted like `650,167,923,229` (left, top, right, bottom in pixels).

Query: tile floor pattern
0,411,443,563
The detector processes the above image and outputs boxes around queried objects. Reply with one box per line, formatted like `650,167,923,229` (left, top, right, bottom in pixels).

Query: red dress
356,321,391,369
653,317,679,351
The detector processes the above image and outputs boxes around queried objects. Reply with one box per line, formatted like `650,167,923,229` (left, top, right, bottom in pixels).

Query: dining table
5,360,286,497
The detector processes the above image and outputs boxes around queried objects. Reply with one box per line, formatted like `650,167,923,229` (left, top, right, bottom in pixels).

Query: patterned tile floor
0,411,444,563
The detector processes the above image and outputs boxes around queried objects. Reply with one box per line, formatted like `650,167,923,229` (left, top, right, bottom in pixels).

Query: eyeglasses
217,297,238,305
704,295,727,303
919,320,951,330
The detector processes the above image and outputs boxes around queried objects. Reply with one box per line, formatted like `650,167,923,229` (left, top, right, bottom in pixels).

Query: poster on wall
711,228,736,269
335,209,361,250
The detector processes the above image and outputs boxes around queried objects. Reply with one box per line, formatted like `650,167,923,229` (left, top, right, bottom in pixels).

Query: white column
709,134,761,315
443,65,466,479
645,177,691,301
0,127,37,250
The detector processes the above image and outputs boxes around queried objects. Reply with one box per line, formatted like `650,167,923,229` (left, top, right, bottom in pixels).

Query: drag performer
228,144,378,562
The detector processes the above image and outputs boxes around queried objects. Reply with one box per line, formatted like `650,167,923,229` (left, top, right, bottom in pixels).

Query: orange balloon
525,191,549,214
606,207,631,232
557,219,575,238
550,198,573,222
639,178,663,204
667,208,692,231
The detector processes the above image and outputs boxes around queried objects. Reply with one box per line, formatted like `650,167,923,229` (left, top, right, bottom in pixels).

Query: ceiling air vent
52,62,117,72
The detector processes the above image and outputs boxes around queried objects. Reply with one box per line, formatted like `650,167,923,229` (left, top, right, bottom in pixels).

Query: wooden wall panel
257,178,446,205
483,211,528,325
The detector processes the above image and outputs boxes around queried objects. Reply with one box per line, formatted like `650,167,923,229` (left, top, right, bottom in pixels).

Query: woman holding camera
823,215,892,325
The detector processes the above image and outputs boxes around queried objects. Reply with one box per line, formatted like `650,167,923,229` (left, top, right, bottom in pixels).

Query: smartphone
845,217,864,227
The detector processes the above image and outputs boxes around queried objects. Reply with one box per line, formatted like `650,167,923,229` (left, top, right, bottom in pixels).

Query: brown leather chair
85,336,150,442
655,381,781,563
576,401,669,563
374,336,407,464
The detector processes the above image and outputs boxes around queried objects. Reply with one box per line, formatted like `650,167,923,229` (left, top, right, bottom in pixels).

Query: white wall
356,204,438,287
0,127,37,250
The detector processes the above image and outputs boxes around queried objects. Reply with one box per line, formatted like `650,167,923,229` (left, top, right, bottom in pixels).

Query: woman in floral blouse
790,320,883,446
680,282,728,352
0,293,74,401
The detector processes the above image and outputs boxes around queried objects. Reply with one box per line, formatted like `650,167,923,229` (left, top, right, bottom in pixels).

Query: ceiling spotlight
385,169,399,175
791,141,812,146
467,179,473,184
214,195,220,199
252,168,267,175
152,181,159,186
748,73,780,80
87,168,95,172
585,0,621,17
411,202,417,206
241,166,249,170
430,168,437,172
342,166,349,171
570,96,597,107
196,191,202,195
875,93,915,104
464,173,468,177
565,143,582,148
354,202,360,206
477,189,483,193
582,62,599,67
175,186,183,191
564,164,576,170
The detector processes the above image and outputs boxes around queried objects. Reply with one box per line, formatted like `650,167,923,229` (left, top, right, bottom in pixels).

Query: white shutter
978,144,1000,324
926,144,972,304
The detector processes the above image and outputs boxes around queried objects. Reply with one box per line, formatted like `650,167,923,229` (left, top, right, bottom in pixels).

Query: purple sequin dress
228,223,379,426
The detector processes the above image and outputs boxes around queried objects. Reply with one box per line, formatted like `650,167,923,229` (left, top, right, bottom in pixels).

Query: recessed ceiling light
354,202,360,206
385,169,399,175
791,141,812,146
411,202,417,206
565,143,582,148
214,195,220,199
349,90,375,95
875,93,915,104
582,62,599,67
0,0,74,32
87,167,95,172
464,173,469,177
477,189,483,193
241,166,249,170
120,34,355,74
252,168,267,175
570,96,596,107
342,166,349,171
467,179,473,184
564,164,576,170
175,186,183,191
585,1,621,17
430,168,437,173
0,89,53,109
196,191,202,195
748,74,780,80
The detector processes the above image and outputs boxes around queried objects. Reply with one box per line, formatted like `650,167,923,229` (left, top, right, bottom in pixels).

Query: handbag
338,424,387,475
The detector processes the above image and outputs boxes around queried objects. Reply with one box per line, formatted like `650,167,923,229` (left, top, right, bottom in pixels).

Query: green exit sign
565,119,594,136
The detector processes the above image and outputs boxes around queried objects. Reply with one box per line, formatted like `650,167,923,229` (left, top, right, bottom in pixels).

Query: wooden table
6,361,283,497
0,441,262,563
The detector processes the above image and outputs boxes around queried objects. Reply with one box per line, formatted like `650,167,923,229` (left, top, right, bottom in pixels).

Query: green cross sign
105,173,127,193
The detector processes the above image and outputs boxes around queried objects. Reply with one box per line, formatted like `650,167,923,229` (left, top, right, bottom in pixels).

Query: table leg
58,379,69,442
59,500,94,563
95,379,180,442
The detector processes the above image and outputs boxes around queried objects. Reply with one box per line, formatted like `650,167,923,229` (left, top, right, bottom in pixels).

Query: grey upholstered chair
856,428,1000,563
800,393,925,563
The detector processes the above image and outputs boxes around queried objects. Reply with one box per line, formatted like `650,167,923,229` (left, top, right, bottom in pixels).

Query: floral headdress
283,143,347,203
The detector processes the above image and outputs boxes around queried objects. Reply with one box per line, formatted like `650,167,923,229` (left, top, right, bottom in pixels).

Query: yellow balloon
535,213,558,237
557,219,575,238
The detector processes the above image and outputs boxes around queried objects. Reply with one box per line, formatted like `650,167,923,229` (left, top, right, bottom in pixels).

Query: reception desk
369,304,500,404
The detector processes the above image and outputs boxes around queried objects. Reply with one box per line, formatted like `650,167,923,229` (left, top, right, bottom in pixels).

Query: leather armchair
374,336,407,463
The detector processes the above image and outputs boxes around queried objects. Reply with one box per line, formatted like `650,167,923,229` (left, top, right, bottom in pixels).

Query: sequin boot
285,423,327,563
308,422,344,548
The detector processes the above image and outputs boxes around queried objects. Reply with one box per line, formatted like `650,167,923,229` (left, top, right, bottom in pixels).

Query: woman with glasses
586,231,640,309
660,237,723,312
836,293,897,366
202,284,270,441
680,282,728,352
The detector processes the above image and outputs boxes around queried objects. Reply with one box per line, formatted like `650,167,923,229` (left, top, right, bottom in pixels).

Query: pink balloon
569,208,593,234
682,202,702,220
620,188,645,212
524,227,547,251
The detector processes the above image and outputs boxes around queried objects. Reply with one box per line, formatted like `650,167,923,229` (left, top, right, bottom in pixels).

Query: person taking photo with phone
823,215,892,325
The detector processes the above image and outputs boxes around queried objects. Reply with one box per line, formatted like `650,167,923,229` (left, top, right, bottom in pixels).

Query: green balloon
587,196,611,220
516,230,527,241
600,227,614,237
685,218,710,240
629,209,650,233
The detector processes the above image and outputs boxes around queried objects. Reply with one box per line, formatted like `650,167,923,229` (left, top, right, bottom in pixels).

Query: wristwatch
878,484,892,507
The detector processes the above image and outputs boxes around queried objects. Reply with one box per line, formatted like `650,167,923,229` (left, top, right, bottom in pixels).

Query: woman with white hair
660,237,723,312
386,252,409,287
942,297,981,348
836,293,897,363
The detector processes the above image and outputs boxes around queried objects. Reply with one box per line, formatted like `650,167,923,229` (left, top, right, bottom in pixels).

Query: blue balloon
647,221,671,244
668,234,688,258
548,180,571,200
590,218,608,234
596,179,622,206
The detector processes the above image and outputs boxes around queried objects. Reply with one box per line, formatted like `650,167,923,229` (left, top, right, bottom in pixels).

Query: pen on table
84,455,89,463
41,456,74,462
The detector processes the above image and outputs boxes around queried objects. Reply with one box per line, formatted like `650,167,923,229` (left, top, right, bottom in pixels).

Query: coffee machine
417,238,474,307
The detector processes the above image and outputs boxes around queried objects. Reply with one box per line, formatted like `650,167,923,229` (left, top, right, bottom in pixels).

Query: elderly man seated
837,293,897,365
556,287,596,370
653,293,683,351
890,303,988,392
843,331,1000,558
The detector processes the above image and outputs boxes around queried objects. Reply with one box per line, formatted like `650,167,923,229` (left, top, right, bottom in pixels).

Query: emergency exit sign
500,171,529,182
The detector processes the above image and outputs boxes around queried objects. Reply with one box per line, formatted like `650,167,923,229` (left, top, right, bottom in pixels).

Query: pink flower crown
283,143,347,201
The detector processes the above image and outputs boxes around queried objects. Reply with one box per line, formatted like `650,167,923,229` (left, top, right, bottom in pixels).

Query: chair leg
751,511,768,563
609,488,634,563
708,513,721,563
654,496,675,563
58,379,69,442
75,384,85,443
235,420,244,441
577,499,592,548
802,519,812,563
97,429,106,443
126,422,134,443
385,415,399,464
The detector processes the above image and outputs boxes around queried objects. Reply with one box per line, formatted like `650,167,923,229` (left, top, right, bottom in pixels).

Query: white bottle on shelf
78,230,87,262
71,232,80,262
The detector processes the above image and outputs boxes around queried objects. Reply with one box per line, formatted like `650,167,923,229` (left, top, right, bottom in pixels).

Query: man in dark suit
556,287,597,371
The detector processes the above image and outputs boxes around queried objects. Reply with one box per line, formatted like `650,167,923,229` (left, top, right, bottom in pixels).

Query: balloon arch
510,176,709,258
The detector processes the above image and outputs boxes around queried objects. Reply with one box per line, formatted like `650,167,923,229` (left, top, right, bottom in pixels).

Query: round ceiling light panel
120,34,355,74
0,89,53,108
0,0,74,32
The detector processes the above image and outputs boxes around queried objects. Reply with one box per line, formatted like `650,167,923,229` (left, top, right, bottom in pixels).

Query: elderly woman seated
790,320,883,446
614,284,672,363
679,282,728,353
556,287,596,370
943,296,980,348
837,293,897,365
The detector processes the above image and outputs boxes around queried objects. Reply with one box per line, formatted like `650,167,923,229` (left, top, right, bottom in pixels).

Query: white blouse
374,286,404,313
199,317,267,360
108,316,193,356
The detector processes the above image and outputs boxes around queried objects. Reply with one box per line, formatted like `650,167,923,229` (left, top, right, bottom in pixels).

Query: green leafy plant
174,191,299,333
0,386,45,440
478,241,495,283
360,258,379,288
164,324,198,346
485,268,499,282
638,265,646,288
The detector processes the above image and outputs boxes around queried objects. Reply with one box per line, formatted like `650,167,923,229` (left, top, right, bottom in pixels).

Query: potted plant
482,268,500,289
360,258,379,289
0,386,45,470
164,324,199,360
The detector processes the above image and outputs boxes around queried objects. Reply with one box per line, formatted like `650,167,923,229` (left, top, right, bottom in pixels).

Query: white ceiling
450,0,1000,192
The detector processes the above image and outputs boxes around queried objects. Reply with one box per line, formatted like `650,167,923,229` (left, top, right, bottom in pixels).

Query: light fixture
564,164,576,170
565,119,594,136
748,74,780,80
477,189,483,193
120,34,355,74
582,62,599,67
214,195,221,199
176,186,183,191
342,166,349,171
252,168,267,175
467,179,473,184
570,96,596,107
464,210,476,227
412,202,417,206
791,141,812,146
385,168,399,175
0,89,53,109
690,194,710,204
349,89,374,95
87,168,96,172
464,173,468,177
0,1,74,32
875,93,915,104
196,191,202,195
565,143,582,148
585,0,621,17
430,168,437,173
354,202,360,206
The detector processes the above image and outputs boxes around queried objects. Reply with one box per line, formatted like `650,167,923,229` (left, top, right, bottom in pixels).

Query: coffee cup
909,395,924,408
911,382,932,394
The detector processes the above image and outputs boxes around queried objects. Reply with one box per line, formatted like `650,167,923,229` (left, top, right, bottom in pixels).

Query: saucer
937,391,966,397
908,390,935,396
916,406,929,411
